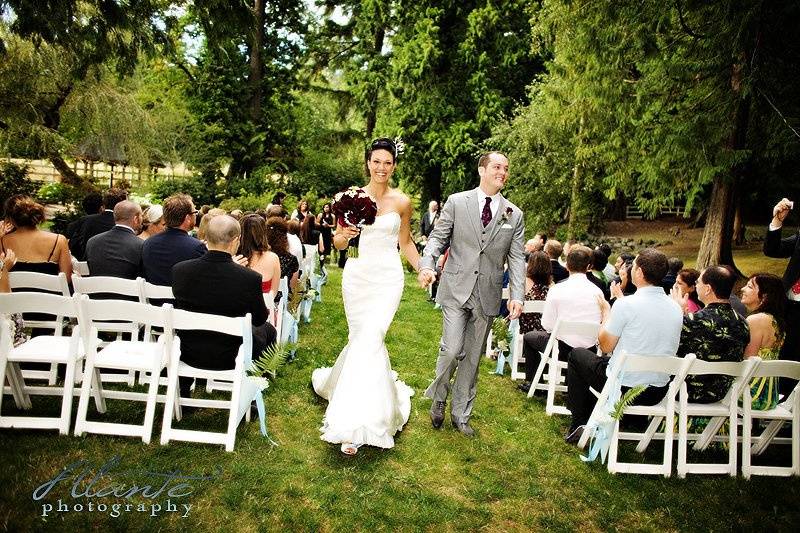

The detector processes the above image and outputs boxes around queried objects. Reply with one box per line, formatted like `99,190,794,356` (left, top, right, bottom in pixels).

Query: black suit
764,227,800,393
73,211,115,260
142,227,206,286
172,251,275,396
86,225,143,279
551,260,568,283
421,210,439,237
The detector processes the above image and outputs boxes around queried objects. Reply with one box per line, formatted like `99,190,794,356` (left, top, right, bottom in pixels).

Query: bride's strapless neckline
374,211,400,219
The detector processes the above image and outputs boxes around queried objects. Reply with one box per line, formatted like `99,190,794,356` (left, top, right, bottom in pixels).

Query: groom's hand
507,300,523,320
418,268,436,288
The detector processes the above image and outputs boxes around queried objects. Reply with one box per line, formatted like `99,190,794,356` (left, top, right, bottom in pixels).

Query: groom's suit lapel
483,195,508,247
465,189,483,244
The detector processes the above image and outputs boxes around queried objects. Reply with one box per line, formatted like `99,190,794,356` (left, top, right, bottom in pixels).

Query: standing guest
239,214,281,300
764,197,800,387
674,268,703,313
265,216,299,290
138,205,165,240
661,257,684,294
267,192,286,211
517,246,602,394
587,249,610,301
197,208,226,242
1,195,72,282
544,239,568,283
565,249,683,444
230,209,243,221
142,194,206,286
73,188,128,260
670,265,750,403
67,192,102,258
85,200,144,279
172,215,276,399
740,273,787,410
300,210,318,246
317,203,335,265
421,200,439,238
291,199,311,222
518,251,552,335
286,218,305,266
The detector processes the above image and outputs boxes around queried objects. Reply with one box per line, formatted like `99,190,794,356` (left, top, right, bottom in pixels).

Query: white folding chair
138,280,175,345
527,319,601,416
8,271,71,385
676,357,760,477
72,276,144,386
509,300,545,380
742,360,800,478
161,309,261,452
579,352,696,476
73,296,175,443
0,293,88,435
485,287,511,358
72,259,90,277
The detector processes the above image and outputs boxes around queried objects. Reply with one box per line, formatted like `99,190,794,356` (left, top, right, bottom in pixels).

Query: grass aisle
1,268,799,531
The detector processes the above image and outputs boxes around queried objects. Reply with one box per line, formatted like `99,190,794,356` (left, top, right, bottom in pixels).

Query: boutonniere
500,207,513,224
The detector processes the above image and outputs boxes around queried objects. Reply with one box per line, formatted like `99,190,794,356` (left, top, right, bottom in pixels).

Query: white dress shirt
540,273,603,348
476,188,500,221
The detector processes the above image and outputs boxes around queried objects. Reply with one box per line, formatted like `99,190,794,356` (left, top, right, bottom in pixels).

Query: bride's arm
398,196,421,272
333,221,359,250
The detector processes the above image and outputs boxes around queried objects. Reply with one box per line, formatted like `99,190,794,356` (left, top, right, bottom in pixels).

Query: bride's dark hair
365,138,398,163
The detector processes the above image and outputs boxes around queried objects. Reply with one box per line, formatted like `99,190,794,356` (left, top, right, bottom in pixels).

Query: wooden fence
2,158,195,187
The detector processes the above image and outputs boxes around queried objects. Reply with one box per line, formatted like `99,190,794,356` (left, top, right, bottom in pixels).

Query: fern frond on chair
611,385,647,420
248,342,295,380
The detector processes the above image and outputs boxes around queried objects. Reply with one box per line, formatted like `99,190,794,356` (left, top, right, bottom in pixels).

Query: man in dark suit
85,201,144,279
142,193,206,286
72,188,128,260
172,215,276,397
67,192,103,259
544,239,569,283
764,197,800,393
420,200,439,237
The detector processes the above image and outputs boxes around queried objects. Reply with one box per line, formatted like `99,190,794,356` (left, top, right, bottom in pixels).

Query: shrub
0,162,37,209
218,194,273,213
149,172,219,206
36,182,85,206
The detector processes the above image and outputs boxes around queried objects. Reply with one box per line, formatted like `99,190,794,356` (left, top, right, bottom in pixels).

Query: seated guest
172,215,276,398
142,194,206,286
524,233,547,259
613,252,637,296
73,188,128,260
661,257,683,294
138,205,165,241
544,240,568,283
565,249,683,444
265,216,299,291
67,192,102,258
286,218,305,265
740,273,786,410
197,208,226,242
671,265,750,403
587,249,610,301
86,200,144,279
1,195,72,282
519,251,552,335
517,246,602,393
598,244,616,281
239,214,281,300
674,268,703,312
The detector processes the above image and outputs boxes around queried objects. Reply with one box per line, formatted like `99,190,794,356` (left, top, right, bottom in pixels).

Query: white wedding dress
311,212,414,449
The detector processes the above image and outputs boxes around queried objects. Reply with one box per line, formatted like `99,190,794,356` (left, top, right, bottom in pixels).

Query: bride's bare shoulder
388,189,412,213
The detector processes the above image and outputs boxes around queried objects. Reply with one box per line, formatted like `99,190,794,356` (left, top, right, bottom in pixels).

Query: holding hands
418,268,436,288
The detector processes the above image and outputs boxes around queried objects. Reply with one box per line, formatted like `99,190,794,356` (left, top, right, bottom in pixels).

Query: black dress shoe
517,381,532,393
564,426,584,446
451,418,475,437
430,401,446,429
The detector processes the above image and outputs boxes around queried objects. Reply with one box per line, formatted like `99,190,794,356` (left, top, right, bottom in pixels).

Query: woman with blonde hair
138,204,166,240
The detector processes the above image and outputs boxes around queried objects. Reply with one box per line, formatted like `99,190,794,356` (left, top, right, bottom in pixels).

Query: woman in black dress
317,202,335,265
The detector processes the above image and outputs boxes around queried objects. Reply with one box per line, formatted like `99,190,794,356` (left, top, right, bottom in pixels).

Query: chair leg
752,420,783,456
59,361,77,436
141,364,161,444
742,403,752,479
793,407,800,476
663,411,674,478
635,416,663,453
608,420,620,473
677,410,688,478
47,362,58,386
693,416,725,451
727,413,738,476
527,350,549,399
8,362,33,409
160,364,179,445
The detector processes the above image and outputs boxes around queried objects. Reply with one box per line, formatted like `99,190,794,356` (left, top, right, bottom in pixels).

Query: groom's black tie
481,197,492,227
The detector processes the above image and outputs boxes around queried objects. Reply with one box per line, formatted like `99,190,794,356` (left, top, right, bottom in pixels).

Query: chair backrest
73,276,143,300
553,319,601,339
140,281,174,303
747,359,800,381
0,292,78,319
8,271,70,296
608,351,697,399
523,299,545,314
170,309,253,367
78,295,170,330
73,259,90,277
684,356,760,403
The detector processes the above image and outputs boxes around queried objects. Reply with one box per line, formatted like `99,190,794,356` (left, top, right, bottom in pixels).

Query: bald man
86,200,144,279
171,215,275,398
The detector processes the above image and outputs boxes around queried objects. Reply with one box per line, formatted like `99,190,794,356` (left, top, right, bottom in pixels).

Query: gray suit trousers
424,288,493,422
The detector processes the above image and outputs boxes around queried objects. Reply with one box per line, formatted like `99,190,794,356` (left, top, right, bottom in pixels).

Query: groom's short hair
478,151,508,169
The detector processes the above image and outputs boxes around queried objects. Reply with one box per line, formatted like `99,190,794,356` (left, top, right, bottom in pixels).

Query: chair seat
177,361,236,380
746,404,794,420
624,401,668,416
8,336,78,363
679,402,731,416
95,341,167,370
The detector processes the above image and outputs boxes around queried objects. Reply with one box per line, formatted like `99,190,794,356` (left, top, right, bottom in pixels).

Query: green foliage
611,385,647,420
218,194,274,213
490,317,510,353
148,173,220,207
48,209,83,236
0,161,36,207
35,182,84,206
248,342,295,381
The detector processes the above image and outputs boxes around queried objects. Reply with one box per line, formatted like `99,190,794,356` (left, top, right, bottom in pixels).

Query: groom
418,152,526,436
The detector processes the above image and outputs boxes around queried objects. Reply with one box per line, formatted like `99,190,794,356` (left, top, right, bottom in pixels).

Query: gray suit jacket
421,189,525,316
86,225,144,279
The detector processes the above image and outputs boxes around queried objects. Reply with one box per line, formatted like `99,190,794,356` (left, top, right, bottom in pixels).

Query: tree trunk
567,116,585,240
49,154,86,187
249,0,265,125
733,200,746,245
364,26,385,139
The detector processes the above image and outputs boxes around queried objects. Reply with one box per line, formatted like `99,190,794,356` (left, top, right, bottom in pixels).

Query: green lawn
1,267,799,531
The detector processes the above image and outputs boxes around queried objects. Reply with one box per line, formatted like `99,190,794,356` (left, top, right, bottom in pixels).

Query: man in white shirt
564,248,683,444
518,245,602,393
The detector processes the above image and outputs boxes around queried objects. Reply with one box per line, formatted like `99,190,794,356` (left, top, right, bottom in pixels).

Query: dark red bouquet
332,187,378,257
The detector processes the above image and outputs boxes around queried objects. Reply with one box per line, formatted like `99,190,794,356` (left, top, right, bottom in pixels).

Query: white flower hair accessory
393,136,406,158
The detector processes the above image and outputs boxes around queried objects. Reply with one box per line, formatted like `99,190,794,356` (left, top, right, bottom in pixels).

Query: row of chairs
1,291,261,451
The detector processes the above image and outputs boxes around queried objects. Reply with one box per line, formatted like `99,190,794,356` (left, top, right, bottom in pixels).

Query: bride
311,137,421,455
